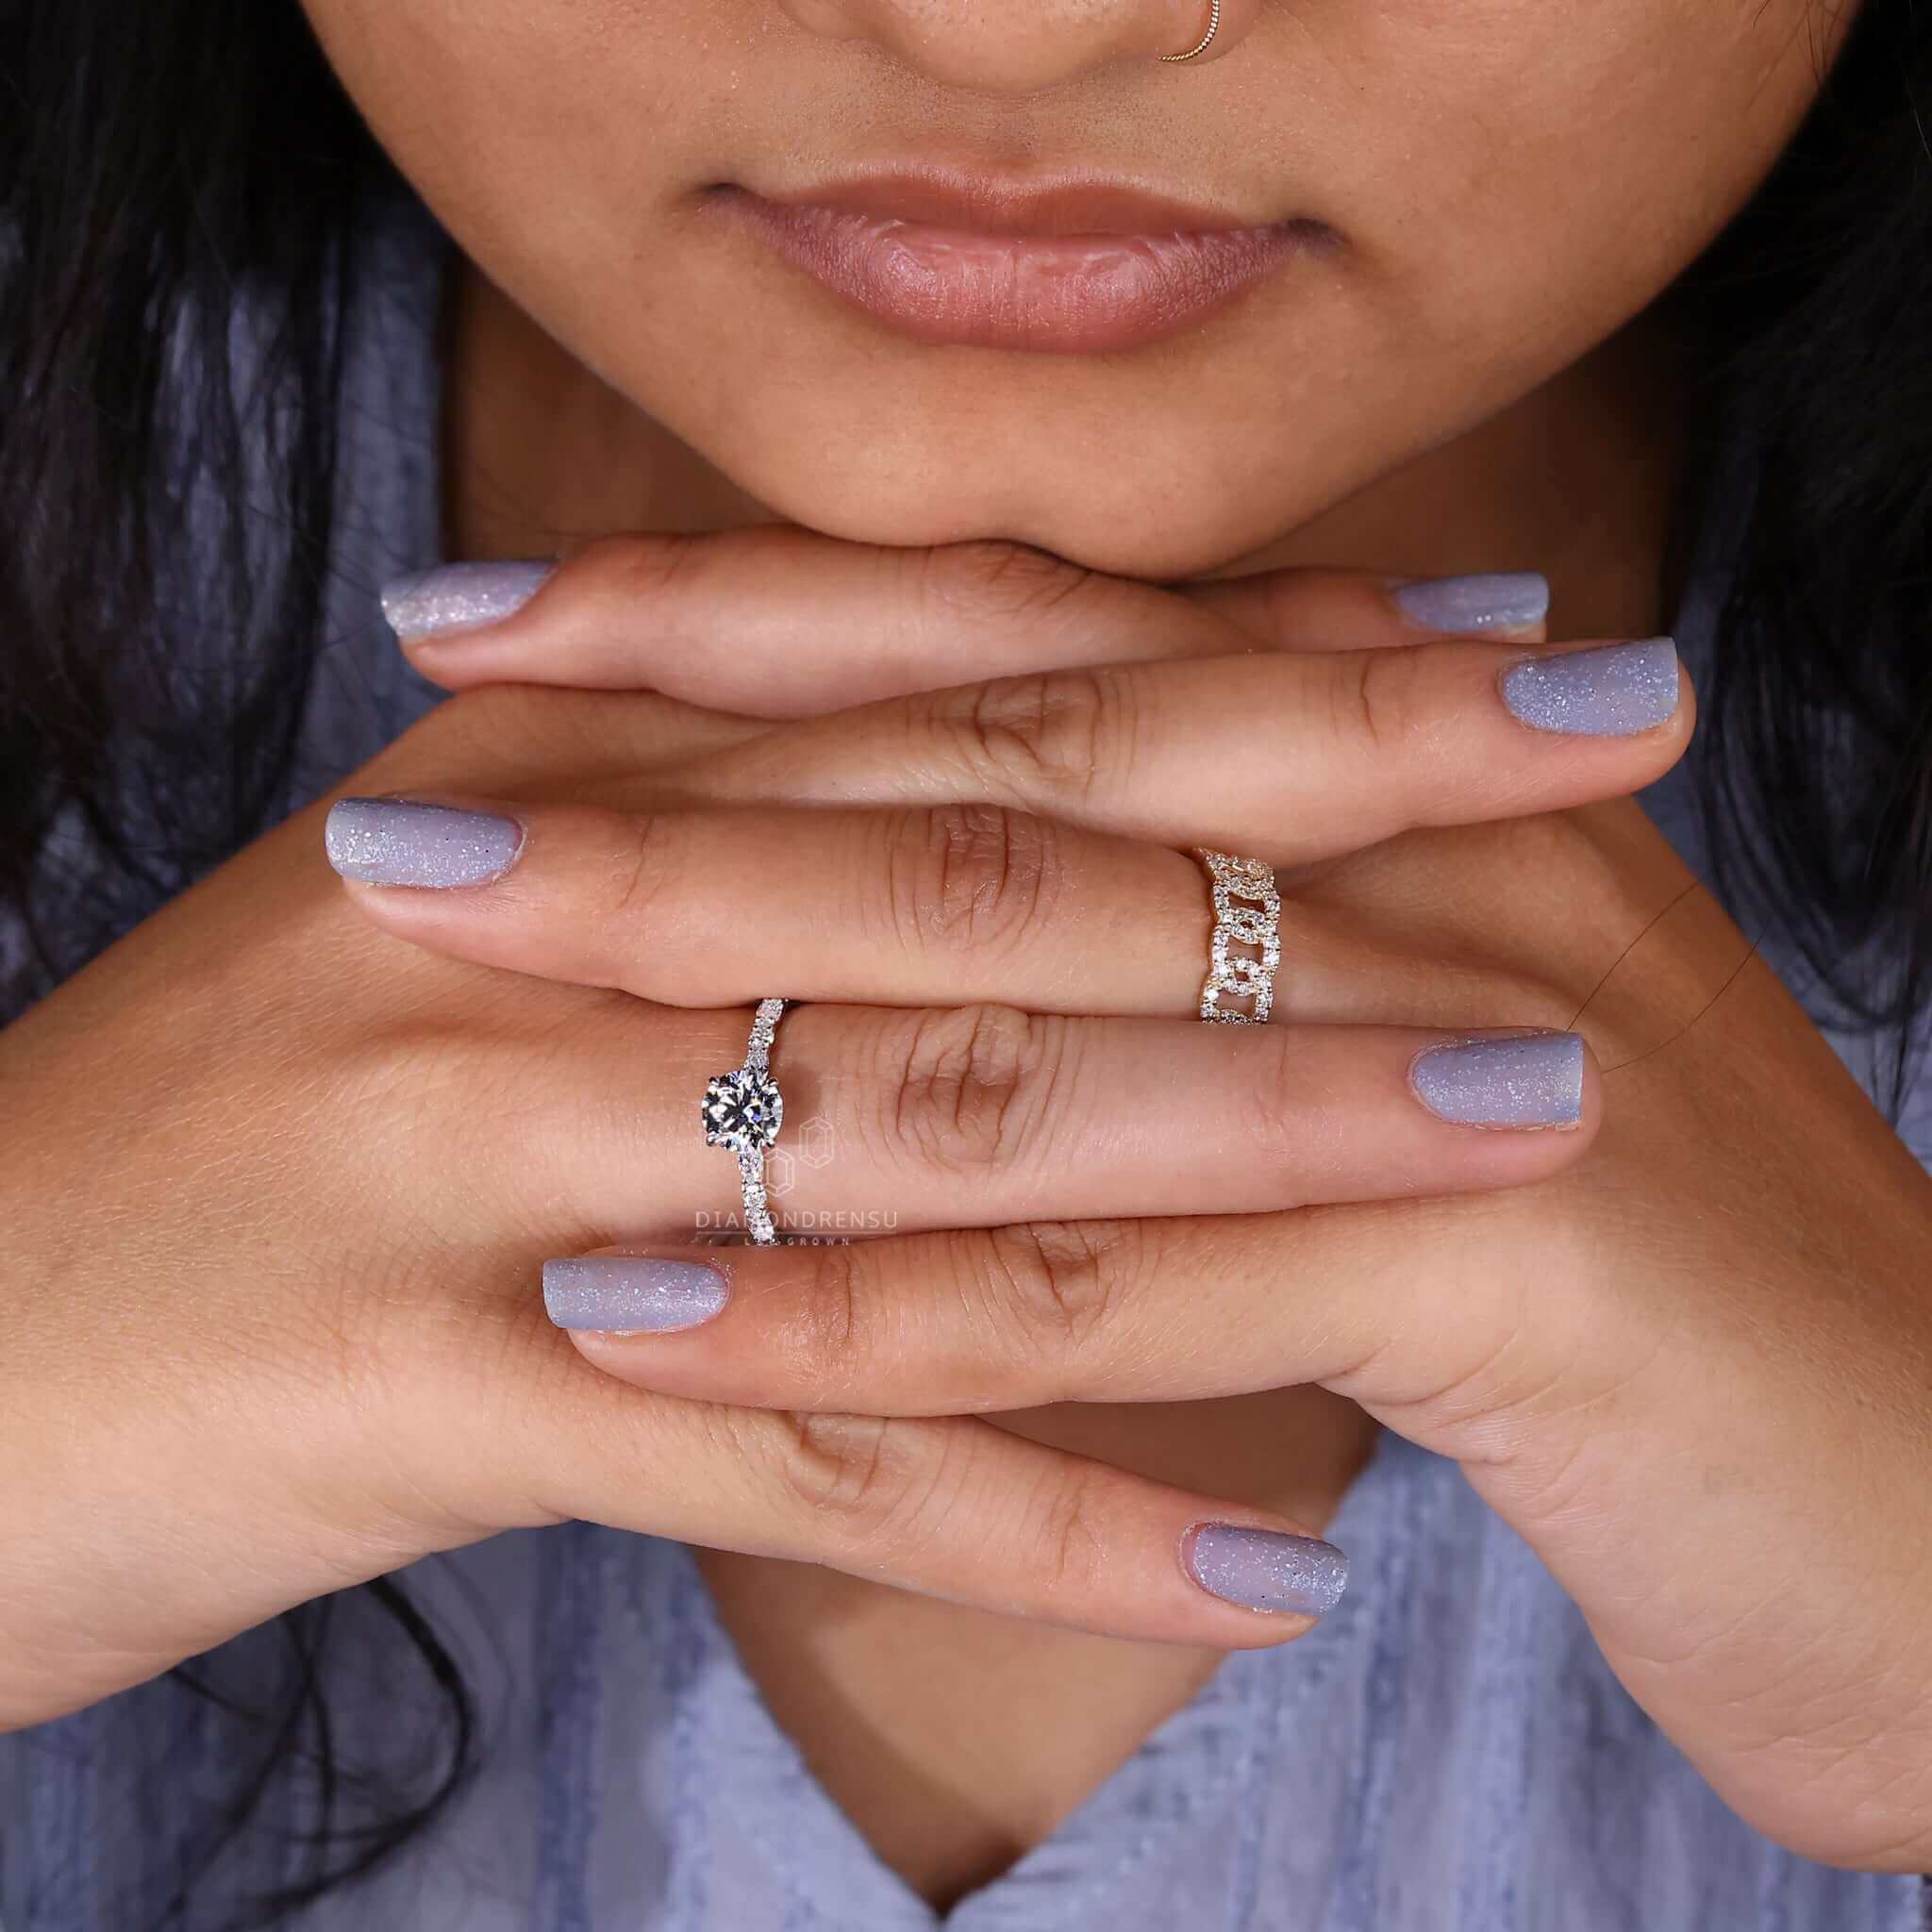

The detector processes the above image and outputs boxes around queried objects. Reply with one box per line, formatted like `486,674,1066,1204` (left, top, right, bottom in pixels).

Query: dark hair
1,7,477,1927
1661,6,1932,1111
2,0,1927,1923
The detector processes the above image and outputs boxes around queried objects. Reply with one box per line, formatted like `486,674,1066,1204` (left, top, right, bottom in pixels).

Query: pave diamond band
701,997,791,1244
1193,849,1282,1024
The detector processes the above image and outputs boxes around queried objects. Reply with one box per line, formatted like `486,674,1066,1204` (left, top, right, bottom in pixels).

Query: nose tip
776,0,1247,94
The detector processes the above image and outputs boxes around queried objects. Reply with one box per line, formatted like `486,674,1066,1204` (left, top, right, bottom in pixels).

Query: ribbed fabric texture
2,175,1926,1931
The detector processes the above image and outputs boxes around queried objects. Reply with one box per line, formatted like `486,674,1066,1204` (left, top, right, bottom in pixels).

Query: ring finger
496,995,1596,1245
324,791,1557,1030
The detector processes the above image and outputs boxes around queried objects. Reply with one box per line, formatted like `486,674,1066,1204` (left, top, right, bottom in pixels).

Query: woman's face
301,0,1848,579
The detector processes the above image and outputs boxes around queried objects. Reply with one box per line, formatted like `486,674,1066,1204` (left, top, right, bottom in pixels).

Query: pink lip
707,176,1323,355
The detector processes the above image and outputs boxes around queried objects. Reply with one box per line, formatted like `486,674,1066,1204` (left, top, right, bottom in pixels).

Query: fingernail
1182,1522,1350,1616
1386,571,1549,634
380,560,556,643
325,796,525,887
1501,637,1680,736
542,1256,730,1333
1409,1031,1584,1129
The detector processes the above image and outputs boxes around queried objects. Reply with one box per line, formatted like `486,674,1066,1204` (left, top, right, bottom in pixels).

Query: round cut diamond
703,1067,784,1151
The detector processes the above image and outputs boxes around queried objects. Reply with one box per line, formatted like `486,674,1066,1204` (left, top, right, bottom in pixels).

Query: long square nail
325,797,525,888
1501,638,1679,735
543,1256,729,1333
1409,1031,1584,1129
1183,1522,1350,1615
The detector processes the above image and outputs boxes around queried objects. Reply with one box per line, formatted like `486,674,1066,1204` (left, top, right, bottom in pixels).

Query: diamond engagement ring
702,998,791,1244
1194,849,1282,1023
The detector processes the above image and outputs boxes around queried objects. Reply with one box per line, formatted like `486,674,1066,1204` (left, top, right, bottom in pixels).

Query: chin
711,431,1326,581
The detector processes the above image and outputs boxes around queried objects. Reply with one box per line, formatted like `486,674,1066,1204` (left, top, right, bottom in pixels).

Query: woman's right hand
0,529,1664,1729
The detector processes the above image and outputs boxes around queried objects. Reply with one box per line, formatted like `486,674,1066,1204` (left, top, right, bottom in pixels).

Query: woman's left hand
365,531,1932,1870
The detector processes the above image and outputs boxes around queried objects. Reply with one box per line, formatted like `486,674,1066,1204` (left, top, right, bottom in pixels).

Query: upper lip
741,167,1274,237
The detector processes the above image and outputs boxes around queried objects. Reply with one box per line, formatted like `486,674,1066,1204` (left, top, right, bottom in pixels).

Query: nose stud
1160,0,1221,61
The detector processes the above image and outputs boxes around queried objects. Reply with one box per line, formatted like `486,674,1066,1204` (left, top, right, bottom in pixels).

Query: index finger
632,637,1691,868
382,528,1549,716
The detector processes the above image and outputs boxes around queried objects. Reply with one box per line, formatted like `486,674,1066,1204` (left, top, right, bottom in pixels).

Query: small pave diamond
1193,848,1283,1023
744,996,785,1068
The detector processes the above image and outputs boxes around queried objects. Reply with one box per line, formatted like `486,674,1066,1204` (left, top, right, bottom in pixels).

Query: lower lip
709,186,1315,355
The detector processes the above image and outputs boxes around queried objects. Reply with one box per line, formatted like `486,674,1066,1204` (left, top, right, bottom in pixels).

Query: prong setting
703,999,792,1243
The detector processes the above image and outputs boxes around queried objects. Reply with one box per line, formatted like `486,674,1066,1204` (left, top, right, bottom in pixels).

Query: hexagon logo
796,1113,837,1171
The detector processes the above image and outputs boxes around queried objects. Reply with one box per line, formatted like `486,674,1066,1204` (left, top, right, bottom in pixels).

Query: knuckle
1238,1026,1323,1205
890,804,1062,959
877,1003,1058,1176
593,808,671,939
982,1219,1123,1362
1028,1459,1111,1598
1337,645,1423,763
764,1409,957,1555
772,1410,896,1522
581,527,709,606
945,665,1129,804
923,539,1100,625
781,1238,866,1382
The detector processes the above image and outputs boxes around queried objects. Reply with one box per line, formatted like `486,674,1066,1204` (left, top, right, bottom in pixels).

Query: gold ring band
1193,848,1281,1023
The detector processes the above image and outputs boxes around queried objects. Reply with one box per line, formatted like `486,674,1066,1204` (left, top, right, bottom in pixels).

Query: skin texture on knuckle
769,1236,871,1392
919,538,1102,630
1023,1456,1113,1602
589,806,671,952
872,1001,1061,1177
1329,648,1450,822
758,1404,1116,1607
760,1407,966,1563
890,802,1063,961
1232,1023,1337,1207
944,665,1129,807
578,526,708,608
979,1219,1126,1376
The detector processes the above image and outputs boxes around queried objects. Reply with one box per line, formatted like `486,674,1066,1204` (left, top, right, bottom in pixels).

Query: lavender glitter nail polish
380,560,556,642
1388,571,1550,634
1184,1523,1350,1616
1409,1031,1584,1129
325,797,525,888
543,1257,729,1333
1501,637,1680,736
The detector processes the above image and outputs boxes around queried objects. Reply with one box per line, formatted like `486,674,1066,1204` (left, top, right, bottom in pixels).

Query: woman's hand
551,794,1932,1872
375,531,1932,1871
0,530,1657,1731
